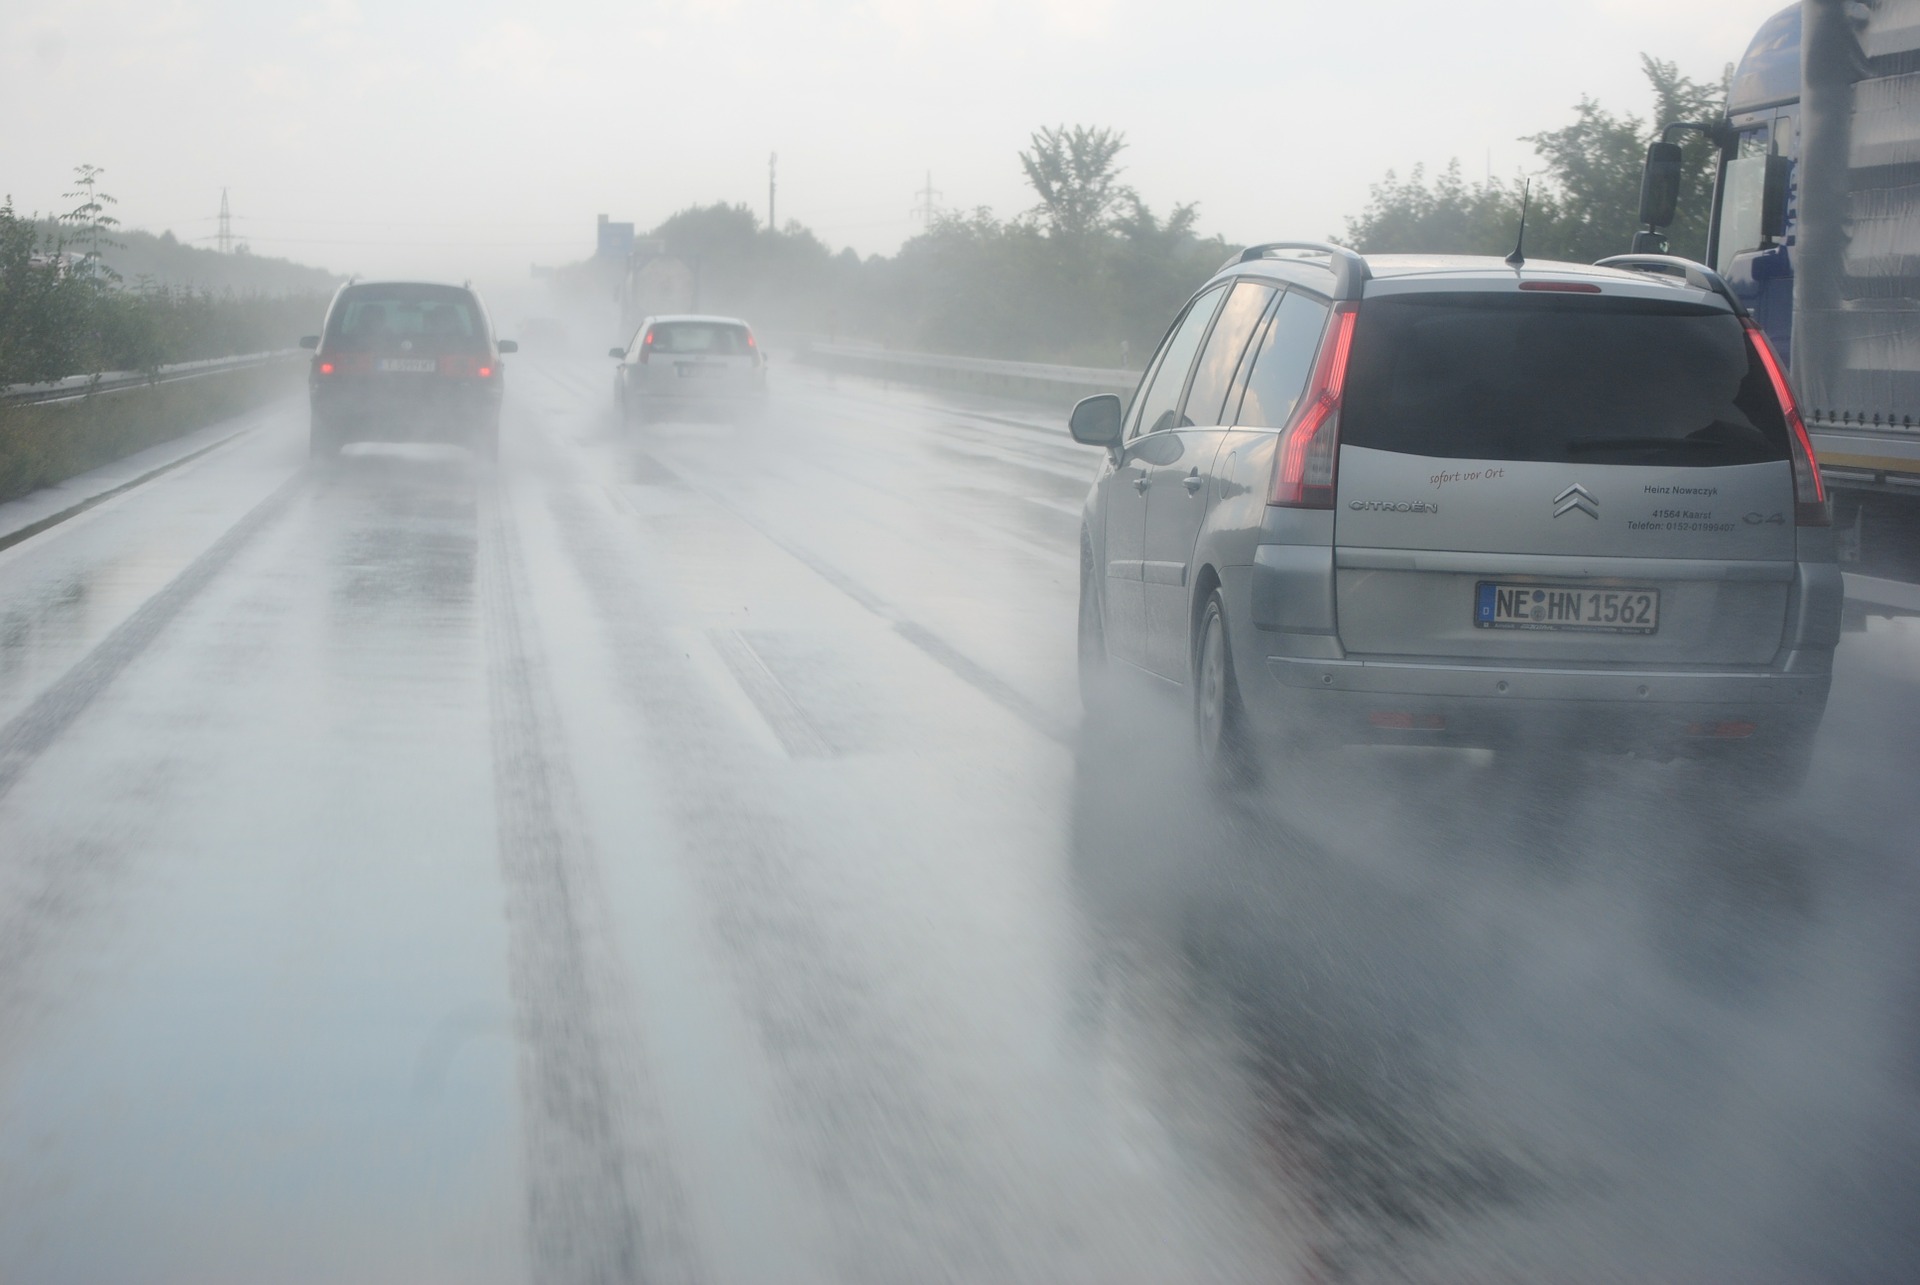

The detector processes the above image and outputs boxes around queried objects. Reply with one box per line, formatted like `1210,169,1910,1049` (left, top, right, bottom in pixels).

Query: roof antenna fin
1505,179,1531,268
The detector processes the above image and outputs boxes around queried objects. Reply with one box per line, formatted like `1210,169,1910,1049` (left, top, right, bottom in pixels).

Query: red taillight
318,361,335,375
477,365,493,378
1368,712,1446,731
639,328,655,364
1743,318,1827,526
1684,720,1757,739
1518,280,1602,293
1270,301,1359,508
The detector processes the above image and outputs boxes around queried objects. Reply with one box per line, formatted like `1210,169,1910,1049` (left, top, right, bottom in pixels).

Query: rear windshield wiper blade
1563,436,1739,455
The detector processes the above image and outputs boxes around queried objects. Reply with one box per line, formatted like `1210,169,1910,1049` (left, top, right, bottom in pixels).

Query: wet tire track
478,475,700,1285
0,472,306,801
530,458,1038,1283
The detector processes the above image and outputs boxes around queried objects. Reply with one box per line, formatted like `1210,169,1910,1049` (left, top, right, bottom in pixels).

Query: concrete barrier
797,340,1139,408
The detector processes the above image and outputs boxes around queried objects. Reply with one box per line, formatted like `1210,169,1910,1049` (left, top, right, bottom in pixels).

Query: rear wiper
1563,436,1737,455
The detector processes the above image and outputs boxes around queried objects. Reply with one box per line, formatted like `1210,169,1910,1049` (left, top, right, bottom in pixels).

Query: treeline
0,176,334,388
556,126,1232,367
1341,57,1725,263
570,56,1721,365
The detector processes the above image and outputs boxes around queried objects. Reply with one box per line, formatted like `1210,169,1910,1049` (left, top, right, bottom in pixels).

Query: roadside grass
0,360,303,504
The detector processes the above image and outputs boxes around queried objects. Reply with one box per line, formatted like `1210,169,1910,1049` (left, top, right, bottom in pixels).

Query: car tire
1077,533,1108,711
308,417,340,460
1739,731,1818,798
1195,589,1256,789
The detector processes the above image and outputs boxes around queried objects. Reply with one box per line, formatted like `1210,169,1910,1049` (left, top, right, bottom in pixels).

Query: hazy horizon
4,0,1789,283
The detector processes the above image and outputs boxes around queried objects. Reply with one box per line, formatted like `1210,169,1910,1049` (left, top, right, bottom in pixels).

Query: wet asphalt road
0,355,1916,1284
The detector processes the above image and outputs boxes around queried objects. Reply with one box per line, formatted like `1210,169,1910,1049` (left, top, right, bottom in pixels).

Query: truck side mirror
1761,153,1791,240
1068,394,1124,448
1638,140,1684,229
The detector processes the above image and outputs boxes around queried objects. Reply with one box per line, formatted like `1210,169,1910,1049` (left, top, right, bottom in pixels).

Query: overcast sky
2,0,1789,285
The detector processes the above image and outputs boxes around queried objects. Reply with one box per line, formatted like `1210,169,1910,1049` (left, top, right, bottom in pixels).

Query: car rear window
326,286,485,353
1340,293,1790,466
649,322,750,355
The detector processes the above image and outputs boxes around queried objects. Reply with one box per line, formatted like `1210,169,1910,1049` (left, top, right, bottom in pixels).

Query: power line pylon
217,188,233,254
911,171,942,227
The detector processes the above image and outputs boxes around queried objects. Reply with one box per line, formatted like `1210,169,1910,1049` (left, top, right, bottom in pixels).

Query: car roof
339,279,480,293
1219,251,1732,310
645,313,753,326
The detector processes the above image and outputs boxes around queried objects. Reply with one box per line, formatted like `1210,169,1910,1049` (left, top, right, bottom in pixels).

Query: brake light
477,365,492,378
639,328,655,364
1743,318,1827,525
1368,712,1446,731
1518,280,1602,293
746,330,759,364
1684,720,1757,739
1270,302,1359,508
318,361,335,375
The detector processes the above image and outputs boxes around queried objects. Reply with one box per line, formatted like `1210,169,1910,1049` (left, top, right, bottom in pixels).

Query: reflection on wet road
0,356,1915,1283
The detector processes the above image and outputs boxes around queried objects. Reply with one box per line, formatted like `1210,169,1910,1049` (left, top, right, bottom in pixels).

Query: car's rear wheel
1735,730,1818,798
1077,534,1107,710
1195,589,1256,789
308,417,340,460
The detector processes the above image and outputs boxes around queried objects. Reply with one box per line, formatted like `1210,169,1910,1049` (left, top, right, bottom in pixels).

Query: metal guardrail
0,349,304,407
800,341,1141,399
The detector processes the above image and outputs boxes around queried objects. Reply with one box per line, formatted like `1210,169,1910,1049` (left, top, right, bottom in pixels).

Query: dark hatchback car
301,281,516,460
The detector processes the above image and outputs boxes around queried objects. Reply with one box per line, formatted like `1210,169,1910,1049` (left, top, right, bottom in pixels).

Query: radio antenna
1505,179,1531,267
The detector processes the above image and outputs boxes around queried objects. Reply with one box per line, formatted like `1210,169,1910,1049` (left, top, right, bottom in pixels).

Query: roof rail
1592,254,1746,314
1233,241,1371,300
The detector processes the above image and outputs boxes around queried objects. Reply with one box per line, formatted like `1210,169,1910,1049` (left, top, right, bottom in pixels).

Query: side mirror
1637,140,1684,229
1630,229,1670,255
608,346,626,360
496,339,518,354
1068,394,1124,448
1760,153,1791,239
298,335,319,350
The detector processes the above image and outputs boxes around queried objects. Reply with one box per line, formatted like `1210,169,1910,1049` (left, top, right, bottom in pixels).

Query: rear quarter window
650,323,751,355
1340,293,1790,466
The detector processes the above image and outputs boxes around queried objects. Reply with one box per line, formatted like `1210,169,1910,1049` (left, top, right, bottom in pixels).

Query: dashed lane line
0,471,305,802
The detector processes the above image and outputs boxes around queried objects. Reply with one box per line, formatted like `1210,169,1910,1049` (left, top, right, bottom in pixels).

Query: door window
1233,290,1330,428
1130,285,1226,438
1178,280,1277,428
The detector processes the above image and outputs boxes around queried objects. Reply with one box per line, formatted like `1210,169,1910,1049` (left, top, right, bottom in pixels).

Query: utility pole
768,152,777,232
217,188,233,254
911,171,942,227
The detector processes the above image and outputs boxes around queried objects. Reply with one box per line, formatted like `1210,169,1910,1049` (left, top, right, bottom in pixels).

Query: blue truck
1635,0,1920,574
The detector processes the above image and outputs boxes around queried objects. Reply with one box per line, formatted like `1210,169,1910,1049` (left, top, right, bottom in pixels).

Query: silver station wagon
1069,245,1841,790
610,313,768,427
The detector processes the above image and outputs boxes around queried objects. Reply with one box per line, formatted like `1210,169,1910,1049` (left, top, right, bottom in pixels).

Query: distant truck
1633,0,1920,576
618,242,696,339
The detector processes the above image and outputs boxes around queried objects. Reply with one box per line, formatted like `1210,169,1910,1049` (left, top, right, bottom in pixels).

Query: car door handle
1183,471,1203,495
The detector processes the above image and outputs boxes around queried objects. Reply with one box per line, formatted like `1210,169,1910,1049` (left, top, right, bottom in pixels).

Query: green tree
1344,55,1727,264
1019,125,1132,239
60,164,121,282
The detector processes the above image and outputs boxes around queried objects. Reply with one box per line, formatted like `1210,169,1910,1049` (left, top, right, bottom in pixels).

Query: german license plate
1475,582,1659,633
376,357,436,373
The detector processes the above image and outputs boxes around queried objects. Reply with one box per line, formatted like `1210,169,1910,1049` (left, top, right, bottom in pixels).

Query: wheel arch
1188,562,1223,682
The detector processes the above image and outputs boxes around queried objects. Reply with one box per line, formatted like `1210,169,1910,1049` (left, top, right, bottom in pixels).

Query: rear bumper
312,380,500,442
1247,649,1832,752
